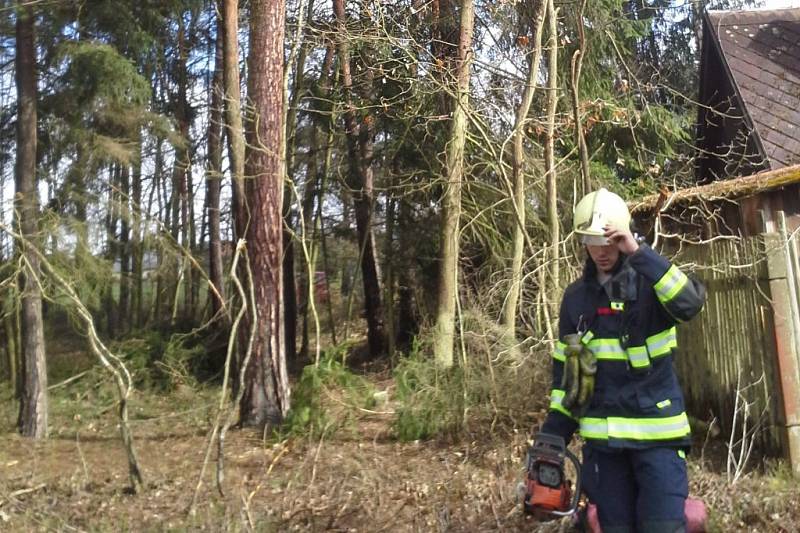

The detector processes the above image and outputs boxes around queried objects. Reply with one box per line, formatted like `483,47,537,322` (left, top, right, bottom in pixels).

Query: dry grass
2,315,799,532
0,379,539,532
2,374,799,532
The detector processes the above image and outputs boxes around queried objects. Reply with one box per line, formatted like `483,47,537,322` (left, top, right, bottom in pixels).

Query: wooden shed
632,165,800,474
696,7,800,185
627,7,800,471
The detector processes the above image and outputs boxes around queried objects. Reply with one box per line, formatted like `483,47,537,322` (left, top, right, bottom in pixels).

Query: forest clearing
3,0,800,531
1,316,800,531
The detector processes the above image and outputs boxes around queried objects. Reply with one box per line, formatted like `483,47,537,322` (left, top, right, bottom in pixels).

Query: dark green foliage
284,347,377,437
56,41,151,113
41,40,157,168
393,313,547,442
112,331,200,390
393,342,466,441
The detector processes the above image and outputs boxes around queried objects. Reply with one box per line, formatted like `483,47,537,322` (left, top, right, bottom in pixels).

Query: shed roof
631,163,800,215
704,8,800,168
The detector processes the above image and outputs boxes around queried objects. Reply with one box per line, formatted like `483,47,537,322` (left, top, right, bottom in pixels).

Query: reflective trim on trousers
579,412,691,441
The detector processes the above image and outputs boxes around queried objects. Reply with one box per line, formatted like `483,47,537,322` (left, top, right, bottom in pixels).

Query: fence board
666,236,783,454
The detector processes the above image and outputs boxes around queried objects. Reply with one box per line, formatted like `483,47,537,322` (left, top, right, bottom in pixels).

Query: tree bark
104,166,120,337
220,0,248,239
396,197,417,350
333,0,385,358
4,296,19,398
206,29,226,320
433,0,475,368
299,45,335,361
501,0,546,342
544,0,560,296
175,16,193,323
282,0,317,366
153,140,166,323
570,0,590,197
119,166,131,333
239,0,291,428
384,191,396,359
15,5,47,438
131,135,144,328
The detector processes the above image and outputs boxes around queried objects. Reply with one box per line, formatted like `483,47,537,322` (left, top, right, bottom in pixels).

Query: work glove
559,333,597,417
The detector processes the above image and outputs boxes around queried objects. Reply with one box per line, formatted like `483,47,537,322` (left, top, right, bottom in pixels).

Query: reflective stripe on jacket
542,245,705,449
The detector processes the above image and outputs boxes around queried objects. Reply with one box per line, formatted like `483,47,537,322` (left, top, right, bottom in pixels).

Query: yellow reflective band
581,330,595,344
678,450,686,459
579,413,691,441
626,345,650,368
611,301,625,311
586,338,627,361
646,327,678,358
654,265,689,304
553,341,567,362
549,389,575,419
657,399,672,409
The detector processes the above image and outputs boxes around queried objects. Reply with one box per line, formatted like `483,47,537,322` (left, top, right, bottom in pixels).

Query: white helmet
573,188,631,246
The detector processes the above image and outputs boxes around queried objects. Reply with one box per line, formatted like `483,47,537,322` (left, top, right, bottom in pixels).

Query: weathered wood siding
667,236,785,454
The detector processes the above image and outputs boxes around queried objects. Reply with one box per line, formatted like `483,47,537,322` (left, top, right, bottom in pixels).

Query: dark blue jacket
541,245,705,449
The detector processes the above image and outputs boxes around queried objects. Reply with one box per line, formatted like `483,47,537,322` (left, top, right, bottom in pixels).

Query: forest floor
1,332,800,531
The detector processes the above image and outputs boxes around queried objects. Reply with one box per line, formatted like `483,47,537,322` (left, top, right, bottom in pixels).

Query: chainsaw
522,432,581,518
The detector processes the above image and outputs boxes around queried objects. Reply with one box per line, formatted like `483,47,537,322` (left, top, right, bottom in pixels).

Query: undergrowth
283,344,377,438
393,308,550,441
111,331,205,390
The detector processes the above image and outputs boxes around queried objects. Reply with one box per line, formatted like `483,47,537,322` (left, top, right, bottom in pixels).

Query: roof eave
630,164,800,215
701,9,771,170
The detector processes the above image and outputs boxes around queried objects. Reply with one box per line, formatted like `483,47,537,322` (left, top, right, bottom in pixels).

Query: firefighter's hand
604,225,639,255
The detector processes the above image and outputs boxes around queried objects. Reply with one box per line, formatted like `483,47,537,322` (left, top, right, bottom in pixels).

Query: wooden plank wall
667,236,785,454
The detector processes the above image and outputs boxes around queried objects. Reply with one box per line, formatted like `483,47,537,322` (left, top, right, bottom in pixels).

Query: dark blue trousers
582,445,688,533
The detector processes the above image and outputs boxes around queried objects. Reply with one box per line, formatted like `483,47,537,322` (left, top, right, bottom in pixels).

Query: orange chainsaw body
525,475,571,513
522,432,581,517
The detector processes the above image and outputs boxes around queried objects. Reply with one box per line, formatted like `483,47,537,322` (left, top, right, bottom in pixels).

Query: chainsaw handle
549,448,582,517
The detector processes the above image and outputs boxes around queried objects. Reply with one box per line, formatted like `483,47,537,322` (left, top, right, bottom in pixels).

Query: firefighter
540,188,705,533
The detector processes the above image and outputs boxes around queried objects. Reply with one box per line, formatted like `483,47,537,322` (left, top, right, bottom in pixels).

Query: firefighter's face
586,243,619,273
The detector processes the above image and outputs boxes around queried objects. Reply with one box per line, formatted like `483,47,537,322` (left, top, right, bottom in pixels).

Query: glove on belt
559,333,597,417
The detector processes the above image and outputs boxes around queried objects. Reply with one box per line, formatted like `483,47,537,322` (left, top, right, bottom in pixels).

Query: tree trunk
4,296,19,398
299,45,335,360
333,0,385,358
282,0,317,367
131,135,144,328
104,166,120,337
433,0,475,368
544,0,560,296
119,166,131,333
187,168,199,322
175,17,193,323
384,193,396,360
501,0,546,342
153,140,166,324
206,30,226,320
282,224,297,364
239,0,291,428
15,5,47,438
311,99,338,351
570,0,590,197
396,197,416,350
220,0,248,239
